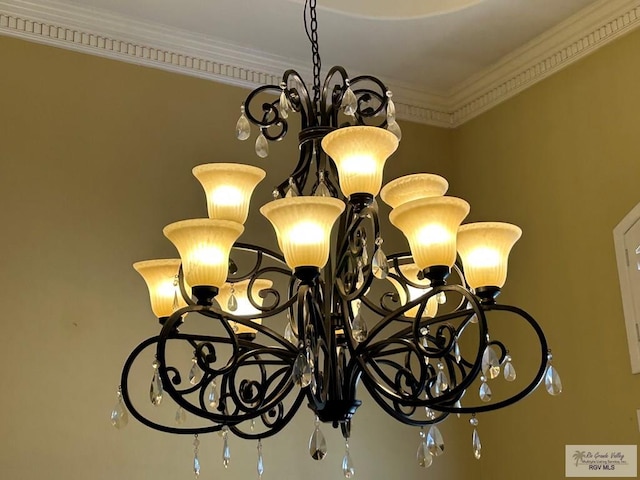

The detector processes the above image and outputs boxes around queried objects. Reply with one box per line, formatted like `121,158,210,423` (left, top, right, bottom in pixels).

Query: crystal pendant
222,427,231,468
372,247,389,279
454,341,462,363
544,364,563,395
503,359,517,382
417,429,433,468
175,406,187,425
285,177,300,198
479,379,492,402
386,91,396,123
387,120,402,141
351,310,368,342
434,364,449,396
436,292,446,305
227,290,238,312
284,322,297,344
150,361,163,406
292,352,313,388
236,106,251,141
189,358,202,385
257,440,264,479
472,428,482,460
309,417,327,460
342,441,355,478
454,399,462,418
255,132,269,158
426,425,445,457
356,260,365,288
208,380,219,408
194,435,201,478
342,86,358,116
172,275,181,312
481,346,500,379
424,407,436,420
279,90,291,119
110,390,128,429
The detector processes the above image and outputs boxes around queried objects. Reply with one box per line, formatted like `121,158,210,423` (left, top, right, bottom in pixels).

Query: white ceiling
1,0,639,125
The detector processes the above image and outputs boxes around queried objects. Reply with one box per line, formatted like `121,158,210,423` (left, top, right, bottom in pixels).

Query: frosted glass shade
163,219,244,288
260,197,345,269
217,279,273,334
380,173,449,209
389,264,438,318
389,196,470,269
457,222,522,289
133,259,188,318
192,163,266,224
321,126,398,197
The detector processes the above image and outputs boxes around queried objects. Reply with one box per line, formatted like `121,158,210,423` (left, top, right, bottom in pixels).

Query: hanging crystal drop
387,120,402,141
227,287,238,312
175,406,187,425
503,355,517,382
314,170,332,197
454,399,463,418
255,132,269,158
351,304,368,342
256,440,264,479
436,292,447,304
372,237,388,279
435,363,449,396
424,407,436,420
236,106,251,141
472,427,482,460
279,88,291,119
481,345,501,379
426,425,445,457
285,177,300,198
292,352,313,388
309,417,327,460
222,426,231,468
172,275,181,311
189,357,202,385
386,91,396,123
356,260,365,288
208,380,219,408
150,360,163,406
454,340,462,363
417,428,433,468
342,85,358,116
284,322,297,344
342,440,355,478
193,435,201,478
544,364,563,395
110,389,128,429
479,377,492,402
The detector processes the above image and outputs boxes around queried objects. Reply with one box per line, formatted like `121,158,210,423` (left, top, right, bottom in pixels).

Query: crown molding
1,0,639,128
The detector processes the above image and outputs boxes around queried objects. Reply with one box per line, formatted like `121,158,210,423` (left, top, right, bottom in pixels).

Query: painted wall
451,25,640,480
0,36,477,480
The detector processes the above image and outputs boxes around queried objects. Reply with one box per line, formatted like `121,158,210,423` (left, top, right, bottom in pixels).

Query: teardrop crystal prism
284,322,297,344
387,98,396,123
208,380,219,408
309,424,327,460
372,247,389,279
314,180,332,197
236,113,251,141
279,91,290,119
227,293,238,312
175,406,187,425
285,178,300,198
351,311,368,342
387,120,402,141
544,364,563,395
342,448,355,478
482,346,501,379
292,352,313,388
342,87,358,116
110,395,128,429
257,441,264,478
472,428,482,459
222,429,231,468
454,341,462,363
150,369,163,406
426,425,445,456
424,407,436,420
255,133,269,158
417,438,433,468
503,361,517,382
194,454,201,477
356,263,365,288
479,381,492,402
436,292,447,305
189,361,202,385
435,370,449,395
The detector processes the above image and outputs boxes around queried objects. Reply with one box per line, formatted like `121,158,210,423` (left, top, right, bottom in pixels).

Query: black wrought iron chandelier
112,1,562,477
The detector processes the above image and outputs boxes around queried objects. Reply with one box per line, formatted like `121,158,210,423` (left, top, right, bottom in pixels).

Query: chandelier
112,1,562,477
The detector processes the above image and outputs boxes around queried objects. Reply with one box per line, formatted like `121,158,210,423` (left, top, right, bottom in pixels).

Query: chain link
305,0,322,106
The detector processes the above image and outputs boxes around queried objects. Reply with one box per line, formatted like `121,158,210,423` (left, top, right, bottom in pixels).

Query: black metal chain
304,0,322,106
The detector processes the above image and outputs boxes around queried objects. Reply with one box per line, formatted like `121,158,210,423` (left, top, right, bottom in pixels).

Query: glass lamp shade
133,259,189,318
260,197,345,269
163,219,244,289
380,173,449,209
457,222,522,289
321,126,399,198
388,264,438,318
389,196,470,269
192,163,266,224
217,279,273,334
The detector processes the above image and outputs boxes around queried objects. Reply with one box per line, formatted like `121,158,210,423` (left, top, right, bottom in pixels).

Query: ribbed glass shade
260,197,345,269
192,163,266,224
321,126,399,197
389,264,438,318
133,259,188,318
163,219,244,288
389,196,470,269
457,222,522,289
217,279,272,334
380,173,449,209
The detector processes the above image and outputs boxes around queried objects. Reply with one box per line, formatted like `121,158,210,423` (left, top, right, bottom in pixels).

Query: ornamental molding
1,0,639,128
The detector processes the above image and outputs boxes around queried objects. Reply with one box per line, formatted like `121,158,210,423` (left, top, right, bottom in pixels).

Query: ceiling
1,0,638,125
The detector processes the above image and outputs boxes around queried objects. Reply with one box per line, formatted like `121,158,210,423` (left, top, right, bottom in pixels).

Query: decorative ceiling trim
0,0,639,128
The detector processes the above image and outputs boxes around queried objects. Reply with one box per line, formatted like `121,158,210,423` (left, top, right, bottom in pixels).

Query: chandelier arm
319,65,349,124
242,85,288,142
282,69,316,128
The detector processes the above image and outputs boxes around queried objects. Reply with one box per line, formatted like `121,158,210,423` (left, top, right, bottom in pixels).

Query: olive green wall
451,26,640,480
0,36,472,479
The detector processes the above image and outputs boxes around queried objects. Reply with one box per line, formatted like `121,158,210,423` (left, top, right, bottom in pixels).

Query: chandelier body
115,0,561,471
